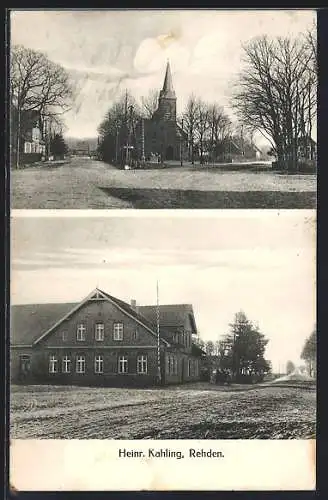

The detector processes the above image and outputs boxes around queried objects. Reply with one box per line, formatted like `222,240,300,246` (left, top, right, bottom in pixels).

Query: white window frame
118,355,128,374
133,329,138,340
49,355,58,373
62,355,71,373
62,331,68,342
77,323,86,341
113,322,123,341
94,355,104,374
137,355,148,374
76,355,85,373
95,323,104,341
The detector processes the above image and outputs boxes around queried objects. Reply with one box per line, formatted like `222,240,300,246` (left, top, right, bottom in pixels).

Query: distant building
213,135,263,163
135,61,188,162
11,288,203,387
71,140,90,156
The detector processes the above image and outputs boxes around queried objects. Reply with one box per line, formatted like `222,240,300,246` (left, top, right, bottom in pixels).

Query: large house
135,61,188,162
10,107,46,166
11,288,204,387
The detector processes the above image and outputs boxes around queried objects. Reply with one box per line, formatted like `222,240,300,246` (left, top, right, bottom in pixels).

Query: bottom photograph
10,211,316,441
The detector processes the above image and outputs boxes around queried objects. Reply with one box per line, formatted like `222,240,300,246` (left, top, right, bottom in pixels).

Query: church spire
160,60,176,98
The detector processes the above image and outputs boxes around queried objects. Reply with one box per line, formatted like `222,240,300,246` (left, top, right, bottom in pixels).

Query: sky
11,211,316,372
11,9,316,142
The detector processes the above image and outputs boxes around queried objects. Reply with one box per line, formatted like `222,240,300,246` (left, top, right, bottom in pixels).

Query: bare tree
98,90,141,165
207,104,232,162
232,32,317,171
10,45,74,167
194,99,210,164
182,94,198,164
140,89,159,118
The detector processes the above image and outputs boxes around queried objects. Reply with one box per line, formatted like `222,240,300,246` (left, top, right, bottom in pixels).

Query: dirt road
10,382,316,439
11,158,316,209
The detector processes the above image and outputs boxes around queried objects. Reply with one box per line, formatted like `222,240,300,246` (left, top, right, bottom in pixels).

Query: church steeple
160,60,176,99
156,60,177,122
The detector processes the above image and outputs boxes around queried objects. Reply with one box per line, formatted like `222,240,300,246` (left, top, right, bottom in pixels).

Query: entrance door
19,355,31,380
165,145,174,161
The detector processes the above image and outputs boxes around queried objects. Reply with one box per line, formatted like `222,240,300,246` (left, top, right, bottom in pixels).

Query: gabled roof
138,304,197,334
11,302,78,346
11,289,173,347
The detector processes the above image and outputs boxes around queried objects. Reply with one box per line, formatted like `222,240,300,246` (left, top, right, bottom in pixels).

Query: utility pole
124,90,129,168
129,104,134,167
180,119,184,167
141,117,145,165
233,331,239,381
115,126,119,164
156,281,161,385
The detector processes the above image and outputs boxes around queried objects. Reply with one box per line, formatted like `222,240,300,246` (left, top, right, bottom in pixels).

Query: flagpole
156,280,161,384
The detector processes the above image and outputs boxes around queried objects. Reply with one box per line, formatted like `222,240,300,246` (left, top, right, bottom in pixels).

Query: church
136,61,188,162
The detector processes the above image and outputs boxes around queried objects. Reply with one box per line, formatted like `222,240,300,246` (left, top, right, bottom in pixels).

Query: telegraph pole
180,119,184,167
141,118,145,165
156,281,161,385
124,90,129,167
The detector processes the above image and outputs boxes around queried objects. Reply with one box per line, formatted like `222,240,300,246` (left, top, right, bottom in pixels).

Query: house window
62,331,68,342
133,330,139,341
94,355,104,374
137,355,148,374
76,355,85,373
95,323,104,341
113,322,123,341
49,355,58,373
62,356,71,373
77,324,86,341
174,358,178,375
24,142,32,153
118,355,128,374
188,359,192,377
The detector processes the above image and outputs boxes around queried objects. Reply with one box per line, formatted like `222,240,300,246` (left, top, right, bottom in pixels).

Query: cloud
133,36,190,75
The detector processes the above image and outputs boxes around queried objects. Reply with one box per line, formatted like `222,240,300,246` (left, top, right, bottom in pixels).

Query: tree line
194,311,271,384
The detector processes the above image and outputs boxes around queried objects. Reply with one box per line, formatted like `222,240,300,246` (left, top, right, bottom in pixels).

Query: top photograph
10,9,317,210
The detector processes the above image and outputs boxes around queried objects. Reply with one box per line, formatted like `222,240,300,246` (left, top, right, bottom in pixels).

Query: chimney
130,299,137,311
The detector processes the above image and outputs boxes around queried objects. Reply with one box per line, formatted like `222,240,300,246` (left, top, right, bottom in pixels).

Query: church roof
160,61,176,99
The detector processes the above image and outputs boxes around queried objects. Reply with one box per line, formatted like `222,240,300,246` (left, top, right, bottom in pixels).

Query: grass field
10,381,316,440
11,158,317,209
